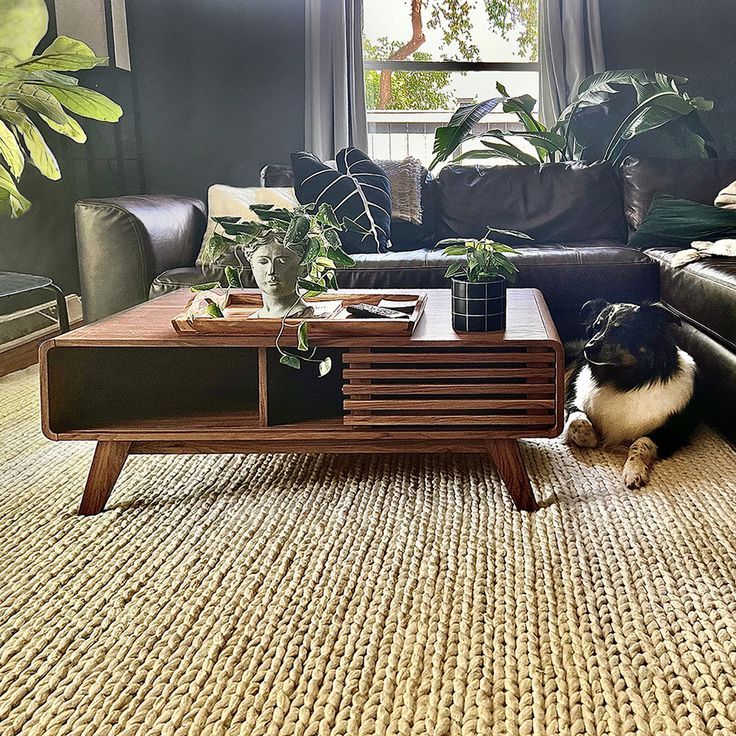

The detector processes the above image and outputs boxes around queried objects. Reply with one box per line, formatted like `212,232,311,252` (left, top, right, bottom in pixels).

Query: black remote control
347,303,409,319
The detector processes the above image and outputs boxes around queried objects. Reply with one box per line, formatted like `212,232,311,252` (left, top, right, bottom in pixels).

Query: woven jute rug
2,366,736,735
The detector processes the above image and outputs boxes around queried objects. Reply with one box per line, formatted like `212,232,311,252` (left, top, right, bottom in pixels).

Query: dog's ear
640,302,681,326
580,299,610,326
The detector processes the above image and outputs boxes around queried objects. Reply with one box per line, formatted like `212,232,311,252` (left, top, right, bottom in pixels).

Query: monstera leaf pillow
291,148,391,253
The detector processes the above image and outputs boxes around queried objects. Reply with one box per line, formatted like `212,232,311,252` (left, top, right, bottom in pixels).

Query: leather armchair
75,195,206,322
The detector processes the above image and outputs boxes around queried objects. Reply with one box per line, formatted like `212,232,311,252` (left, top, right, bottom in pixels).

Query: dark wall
0,0,306,300
601,0,736,158
128,0,306,201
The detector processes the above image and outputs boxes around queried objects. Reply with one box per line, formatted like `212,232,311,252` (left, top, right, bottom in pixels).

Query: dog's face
580,299,680,368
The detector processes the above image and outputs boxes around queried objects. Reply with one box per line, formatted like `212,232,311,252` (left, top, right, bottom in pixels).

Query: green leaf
454,144,539,166
444,262,466,279
0,119,24,177
297,278,327,293
605,91,711,162
8,83,67,124
39,110,86,143
205,302,224,318
250,204,292,222
324,228,342,249
429,97,504,169
280,353,301,370
0,0,48,59
326,245,355,267
16,36,107,72
202,233,232,265
485,227,531,242
0,163,31,216
441,244,468,256
297,322,309,352
190,282,220,292
224,266,242,288
212,215,241,224
7,104,60,179
317,202,340,227
41,85,122,122
318,357,332,377
284,214,310,245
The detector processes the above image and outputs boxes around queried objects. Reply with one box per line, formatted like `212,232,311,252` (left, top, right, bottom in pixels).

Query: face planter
246,237,314,319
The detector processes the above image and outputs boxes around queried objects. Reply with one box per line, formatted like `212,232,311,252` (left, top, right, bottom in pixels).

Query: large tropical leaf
429,97,504,169
605,91,714,162
481,129,565,162
6,83,67,123
4,102,60,179
0,119,24,176
496,82,544,133
39,110,86,142
454,143,540,166
17,36,107,72
0,0,48,60
0,163,31,216
41,84,122,121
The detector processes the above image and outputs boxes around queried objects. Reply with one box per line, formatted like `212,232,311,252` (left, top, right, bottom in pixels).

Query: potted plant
437,228,528,332
194,202,357,374
429,71,714,170
0,0,123,216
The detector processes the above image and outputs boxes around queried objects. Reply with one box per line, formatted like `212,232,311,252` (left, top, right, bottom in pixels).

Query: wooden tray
172,291,427,337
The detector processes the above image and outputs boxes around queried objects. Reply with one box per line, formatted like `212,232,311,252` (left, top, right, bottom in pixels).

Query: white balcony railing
366,109,526,165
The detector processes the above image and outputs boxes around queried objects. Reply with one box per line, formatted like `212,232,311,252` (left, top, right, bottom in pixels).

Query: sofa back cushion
621,156,736,231
435,161,627,244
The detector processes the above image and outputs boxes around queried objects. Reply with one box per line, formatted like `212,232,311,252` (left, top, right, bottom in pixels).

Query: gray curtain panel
539,0,605,125
305,0,368,160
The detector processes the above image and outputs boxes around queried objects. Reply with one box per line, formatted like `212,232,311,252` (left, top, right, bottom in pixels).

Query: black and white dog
564,299,697,489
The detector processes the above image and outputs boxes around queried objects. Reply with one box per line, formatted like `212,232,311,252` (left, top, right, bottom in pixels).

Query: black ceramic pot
451,276,507,332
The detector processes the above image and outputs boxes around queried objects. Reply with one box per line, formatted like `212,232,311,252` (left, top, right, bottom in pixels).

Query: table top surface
0,271,54,299
49,288,562,349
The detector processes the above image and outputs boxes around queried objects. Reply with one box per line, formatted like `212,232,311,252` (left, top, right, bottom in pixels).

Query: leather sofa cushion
435,161,627,244
621,156,736,231
646,246,736,350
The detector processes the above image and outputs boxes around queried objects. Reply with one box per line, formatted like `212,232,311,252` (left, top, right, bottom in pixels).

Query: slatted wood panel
343,347,560,431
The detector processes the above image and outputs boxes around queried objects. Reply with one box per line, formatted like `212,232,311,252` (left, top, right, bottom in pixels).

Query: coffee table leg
79,441,131,515
487,439,538,512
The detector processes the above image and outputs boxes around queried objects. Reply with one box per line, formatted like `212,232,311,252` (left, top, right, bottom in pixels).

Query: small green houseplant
196,202,356,374
437,228,528,331
0,0,123,216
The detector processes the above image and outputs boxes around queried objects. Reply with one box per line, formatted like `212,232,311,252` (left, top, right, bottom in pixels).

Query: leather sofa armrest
75,194,206,322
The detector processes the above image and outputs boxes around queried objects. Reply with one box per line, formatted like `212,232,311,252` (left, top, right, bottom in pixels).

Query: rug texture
2,366,736,736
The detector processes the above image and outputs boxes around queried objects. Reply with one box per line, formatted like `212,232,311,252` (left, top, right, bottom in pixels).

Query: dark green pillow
629,193,736,248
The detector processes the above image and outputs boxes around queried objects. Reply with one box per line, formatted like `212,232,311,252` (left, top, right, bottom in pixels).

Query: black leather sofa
74,157,736,439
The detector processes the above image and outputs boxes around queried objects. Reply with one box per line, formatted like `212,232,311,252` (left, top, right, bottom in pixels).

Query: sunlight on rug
2,365,736,735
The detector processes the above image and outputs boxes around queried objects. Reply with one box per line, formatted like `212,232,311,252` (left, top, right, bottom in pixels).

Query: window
363,0,539,165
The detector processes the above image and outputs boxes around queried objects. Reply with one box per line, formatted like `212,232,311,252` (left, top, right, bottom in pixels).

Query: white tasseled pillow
715,180,736,210
196,185,299,265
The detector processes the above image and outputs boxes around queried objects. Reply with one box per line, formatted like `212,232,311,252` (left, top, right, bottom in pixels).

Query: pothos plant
437,227,529,282
195,202,357,375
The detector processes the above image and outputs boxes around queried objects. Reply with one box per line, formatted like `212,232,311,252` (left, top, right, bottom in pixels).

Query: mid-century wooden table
40,288,564,514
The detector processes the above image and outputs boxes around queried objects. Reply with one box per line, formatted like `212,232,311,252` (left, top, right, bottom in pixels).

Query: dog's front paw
564,412,600,448
623,457,650,489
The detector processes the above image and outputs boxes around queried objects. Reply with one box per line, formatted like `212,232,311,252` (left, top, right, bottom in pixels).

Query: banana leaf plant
429,70,714,170
0,0,123,216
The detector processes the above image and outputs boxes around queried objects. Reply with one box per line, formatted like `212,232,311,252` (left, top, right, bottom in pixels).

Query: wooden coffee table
40,288,564,514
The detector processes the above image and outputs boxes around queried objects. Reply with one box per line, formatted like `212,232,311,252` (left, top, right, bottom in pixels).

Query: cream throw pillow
196,185,299,265
715,180,736,210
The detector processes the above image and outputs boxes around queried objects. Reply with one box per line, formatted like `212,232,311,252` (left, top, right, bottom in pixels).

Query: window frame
364,60,538,73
